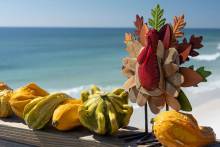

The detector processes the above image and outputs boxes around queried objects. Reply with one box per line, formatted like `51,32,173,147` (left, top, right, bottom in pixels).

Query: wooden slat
0,116,219,147
0,116,136,147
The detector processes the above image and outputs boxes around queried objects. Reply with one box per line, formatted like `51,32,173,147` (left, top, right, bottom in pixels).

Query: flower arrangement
122,4,212,114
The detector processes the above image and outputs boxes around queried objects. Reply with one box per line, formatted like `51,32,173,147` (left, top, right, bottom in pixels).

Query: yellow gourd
52,99,82,131
0,90,13,117
9,83,49,118
152,110,216,147
24,93,68,129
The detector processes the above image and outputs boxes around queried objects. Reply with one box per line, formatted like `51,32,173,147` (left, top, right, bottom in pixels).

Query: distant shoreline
0,27,219,30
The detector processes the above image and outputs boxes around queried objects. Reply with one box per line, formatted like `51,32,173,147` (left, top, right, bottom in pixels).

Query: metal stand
118,103,168,146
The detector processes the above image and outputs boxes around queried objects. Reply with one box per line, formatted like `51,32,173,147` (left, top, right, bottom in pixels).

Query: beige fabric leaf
148,97,161,114
136,92,147,106
122,57,137,72
158,58,165,91
157,40,165,59
139,86,163,97
167,73,184,87
165,81,179,97
163,63,179,78
164,48,179,65
125,40,143,58
128,87,138,103
151,96,166,110
123,76,136,91
122,66,134,78
166,96,181,111
134,64,141,89
163,48,180,78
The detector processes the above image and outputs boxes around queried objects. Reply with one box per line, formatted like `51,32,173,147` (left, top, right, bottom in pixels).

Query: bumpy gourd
0,90,13,117
52,99,82,131
152,110,216,147
9,83,49,118
23,93,69,130
79,86,133,135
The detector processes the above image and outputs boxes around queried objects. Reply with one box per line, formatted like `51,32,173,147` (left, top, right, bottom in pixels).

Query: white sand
129,99,220,139
192,99,220,139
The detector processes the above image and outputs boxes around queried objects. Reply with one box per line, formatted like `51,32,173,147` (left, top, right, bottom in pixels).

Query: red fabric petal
137,30,160,91
159,24,172,49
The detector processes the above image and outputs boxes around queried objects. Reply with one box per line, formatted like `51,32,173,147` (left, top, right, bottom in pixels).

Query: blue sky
0,0,219,28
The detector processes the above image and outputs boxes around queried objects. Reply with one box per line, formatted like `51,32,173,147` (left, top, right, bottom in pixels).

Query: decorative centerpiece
120,4,215,146
0,4,217,147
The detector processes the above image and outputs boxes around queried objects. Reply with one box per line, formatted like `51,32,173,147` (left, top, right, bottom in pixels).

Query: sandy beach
193,99,220,139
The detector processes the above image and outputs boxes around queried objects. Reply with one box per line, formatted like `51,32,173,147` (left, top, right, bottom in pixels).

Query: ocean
0,27,220,107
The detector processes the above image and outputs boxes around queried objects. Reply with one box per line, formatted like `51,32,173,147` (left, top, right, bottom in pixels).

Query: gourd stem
144,103,148,133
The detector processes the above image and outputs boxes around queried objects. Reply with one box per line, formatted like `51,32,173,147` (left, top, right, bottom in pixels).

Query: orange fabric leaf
139,24,149,46
180,67,203,87
124,33,133,44
173,15,186,38
180,44,192,61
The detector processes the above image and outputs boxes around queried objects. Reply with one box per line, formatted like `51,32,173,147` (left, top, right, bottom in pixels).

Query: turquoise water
0,28,220,97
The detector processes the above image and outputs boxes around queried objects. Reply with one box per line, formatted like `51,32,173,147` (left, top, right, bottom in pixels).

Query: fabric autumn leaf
171,15,186,47
180,67,203,87
122,33,143,79
196,66,212,82
124,33,143,58
177,90,192,111
176,35,203,63
189,35,203,57
148,4,166,31
172,15,186,38
134,15,149,47
134,15,144,36
139,24,149,47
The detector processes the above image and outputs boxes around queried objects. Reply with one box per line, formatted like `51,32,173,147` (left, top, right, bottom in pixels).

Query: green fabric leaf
148,4,166,31
177,90,192,112
196,66,212,82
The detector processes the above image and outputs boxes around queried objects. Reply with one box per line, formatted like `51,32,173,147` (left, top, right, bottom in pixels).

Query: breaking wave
192,52,220,61
49,85,120,98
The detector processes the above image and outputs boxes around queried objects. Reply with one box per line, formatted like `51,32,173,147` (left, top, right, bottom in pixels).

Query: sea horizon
0,26,220,29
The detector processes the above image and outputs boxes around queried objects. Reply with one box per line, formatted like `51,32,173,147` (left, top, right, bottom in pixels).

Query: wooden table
0,116,219,147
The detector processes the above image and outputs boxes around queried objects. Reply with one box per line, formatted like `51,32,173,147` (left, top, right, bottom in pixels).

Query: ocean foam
50,85,120,98
191,52,220,61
